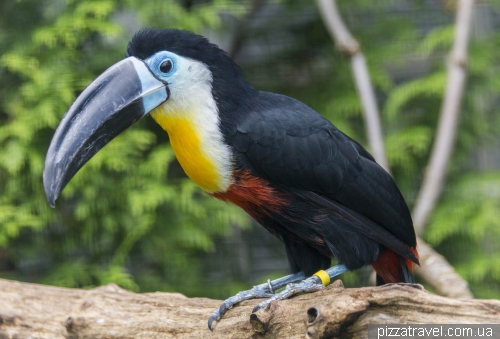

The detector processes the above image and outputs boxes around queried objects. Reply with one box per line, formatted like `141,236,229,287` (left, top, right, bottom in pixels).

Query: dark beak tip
43,172,59,208
44,188,58,208
47,192,57,208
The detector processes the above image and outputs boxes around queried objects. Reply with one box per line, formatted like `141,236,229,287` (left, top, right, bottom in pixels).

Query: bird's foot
208,283,274,330
208,271,307,330
251,265,348,313
207,265,348,331
252,275,325,313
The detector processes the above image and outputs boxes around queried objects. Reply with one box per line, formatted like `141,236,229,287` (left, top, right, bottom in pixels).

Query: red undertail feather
211,170,288,217
372,246,419,284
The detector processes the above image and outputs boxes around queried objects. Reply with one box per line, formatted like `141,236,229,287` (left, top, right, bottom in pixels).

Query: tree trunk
1,279,499,339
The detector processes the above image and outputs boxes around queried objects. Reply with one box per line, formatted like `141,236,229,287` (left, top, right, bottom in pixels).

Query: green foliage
426,173,500,298
42,261,139,291
384,72,447,122
427,173,500,245
128,0,247,31
418,26,455,56
385,126,432,176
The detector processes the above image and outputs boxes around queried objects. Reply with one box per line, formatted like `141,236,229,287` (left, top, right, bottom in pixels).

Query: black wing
228,92,417,261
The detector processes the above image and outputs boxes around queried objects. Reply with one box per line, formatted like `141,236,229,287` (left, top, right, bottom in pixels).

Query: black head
127,28,256,120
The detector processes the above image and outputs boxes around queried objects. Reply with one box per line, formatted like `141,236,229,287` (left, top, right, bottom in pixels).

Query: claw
208,309,220,331
252,303,265,313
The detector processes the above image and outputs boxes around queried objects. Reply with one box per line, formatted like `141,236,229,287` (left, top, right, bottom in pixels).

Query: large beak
43,57,168,207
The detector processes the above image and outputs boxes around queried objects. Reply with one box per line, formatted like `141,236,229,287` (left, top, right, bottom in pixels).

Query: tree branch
414,238,473,299
0,279,498,338
412,0,475,236
316,0,390,173
315,0,473,299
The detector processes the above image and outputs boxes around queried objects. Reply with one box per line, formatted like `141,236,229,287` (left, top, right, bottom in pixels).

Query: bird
43,28,419,330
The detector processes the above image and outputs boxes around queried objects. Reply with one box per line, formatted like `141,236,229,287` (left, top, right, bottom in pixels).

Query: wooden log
1,278,499,339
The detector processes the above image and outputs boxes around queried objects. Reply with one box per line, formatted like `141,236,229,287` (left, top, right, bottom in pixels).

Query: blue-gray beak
43,57,168,207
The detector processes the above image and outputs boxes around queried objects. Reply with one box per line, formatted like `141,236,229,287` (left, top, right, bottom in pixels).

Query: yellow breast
150,107,223,192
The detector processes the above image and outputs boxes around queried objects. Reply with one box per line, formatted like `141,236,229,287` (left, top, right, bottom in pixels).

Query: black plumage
224,92,417,276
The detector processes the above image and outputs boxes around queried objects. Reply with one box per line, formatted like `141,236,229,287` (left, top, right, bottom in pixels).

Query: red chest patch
210,170,289,217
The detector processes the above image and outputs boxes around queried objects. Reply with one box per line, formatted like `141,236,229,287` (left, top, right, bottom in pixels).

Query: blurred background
0,0,499,300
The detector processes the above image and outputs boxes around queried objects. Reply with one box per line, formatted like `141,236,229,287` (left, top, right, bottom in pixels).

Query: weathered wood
1,278,499,339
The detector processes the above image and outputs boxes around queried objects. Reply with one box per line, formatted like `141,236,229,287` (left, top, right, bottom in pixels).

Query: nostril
307,307,319,324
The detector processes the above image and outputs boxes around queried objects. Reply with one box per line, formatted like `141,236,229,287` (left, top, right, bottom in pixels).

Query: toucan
43,28,418,330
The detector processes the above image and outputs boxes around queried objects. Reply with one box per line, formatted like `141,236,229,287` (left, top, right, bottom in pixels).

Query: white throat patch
148,54,233,192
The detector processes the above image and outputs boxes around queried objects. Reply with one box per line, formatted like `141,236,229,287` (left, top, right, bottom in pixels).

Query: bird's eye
159,59,173,74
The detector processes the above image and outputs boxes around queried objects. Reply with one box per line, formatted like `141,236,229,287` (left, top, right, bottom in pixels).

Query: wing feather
229,91,416,251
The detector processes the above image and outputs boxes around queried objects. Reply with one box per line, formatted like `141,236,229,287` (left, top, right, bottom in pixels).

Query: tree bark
1,279,499,339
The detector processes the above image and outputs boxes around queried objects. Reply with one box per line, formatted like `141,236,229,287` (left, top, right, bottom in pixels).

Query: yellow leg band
313,270,330,286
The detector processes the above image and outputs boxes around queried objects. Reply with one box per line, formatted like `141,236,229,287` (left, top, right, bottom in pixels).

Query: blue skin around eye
145,51,177,80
